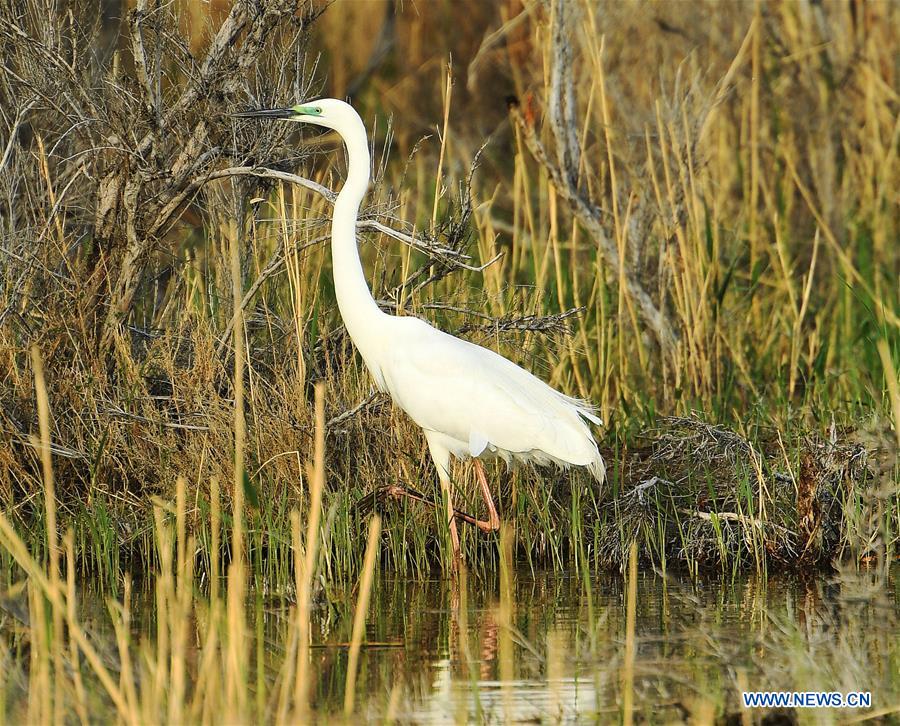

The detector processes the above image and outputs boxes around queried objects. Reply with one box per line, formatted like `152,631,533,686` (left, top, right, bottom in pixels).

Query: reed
295,381,326,716
28,346,62,723
0,497,897,721
1,0,896,581
343,513,381,715
621,539,637,726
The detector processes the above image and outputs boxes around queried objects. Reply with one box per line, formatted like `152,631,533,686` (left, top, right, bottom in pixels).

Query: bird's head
233,98,357,134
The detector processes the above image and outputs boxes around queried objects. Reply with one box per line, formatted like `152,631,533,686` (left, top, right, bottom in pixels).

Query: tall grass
0,345,372,722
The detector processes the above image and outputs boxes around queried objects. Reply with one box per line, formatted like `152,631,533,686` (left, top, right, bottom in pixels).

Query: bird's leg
471,459,501,533
378,485,488,531
438,472,462,560
479,607,499,680
449,461,500,533
424,432,462,562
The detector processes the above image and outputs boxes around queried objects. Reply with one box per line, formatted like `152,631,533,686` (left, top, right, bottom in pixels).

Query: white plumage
237,98,604,557
379,315,605,479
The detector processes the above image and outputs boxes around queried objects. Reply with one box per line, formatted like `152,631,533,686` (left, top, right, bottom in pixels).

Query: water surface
297,566,896,722
3,563,895,723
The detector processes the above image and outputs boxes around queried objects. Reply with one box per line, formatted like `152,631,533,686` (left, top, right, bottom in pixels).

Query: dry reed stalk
498,524,515,723
295,381,327,715
29,346,62,723
432,59,453,233
749,4,761,281
622,539,637,726
224,559,247,718
168,476,190,724
229,218,246,558
595,34,635,386
190,578,222,722
226,217,248,718
281,186,308,398
27,581,48,725
877,340,900,451
169,595,189,722
276,512,303,722
343,514,382,715
152,505,172,709
111,575,139,719
210,475,220,602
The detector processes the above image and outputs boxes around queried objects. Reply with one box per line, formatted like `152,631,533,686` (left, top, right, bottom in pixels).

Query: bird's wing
379,317,599,466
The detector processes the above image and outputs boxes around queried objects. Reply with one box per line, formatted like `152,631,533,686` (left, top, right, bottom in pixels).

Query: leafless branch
509,2,679,356
454,305,585,337
510,103,678,354
215,234,329,360
182,166,493,270
129,0,159,126
326,391,385,429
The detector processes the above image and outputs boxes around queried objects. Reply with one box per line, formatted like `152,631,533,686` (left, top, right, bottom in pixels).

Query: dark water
297,566,898,722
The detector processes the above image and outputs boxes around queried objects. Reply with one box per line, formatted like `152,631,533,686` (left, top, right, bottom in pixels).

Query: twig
0,99,35,172
190,166,491,268
628,476,674,505
215,234,329,360
678,507,792,538
129,0,159,125
326,392,384,429
102,406,210,432
455,306,585,336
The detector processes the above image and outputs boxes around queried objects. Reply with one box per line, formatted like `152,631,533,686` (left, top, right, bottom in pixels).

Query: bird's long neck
331,115,386,351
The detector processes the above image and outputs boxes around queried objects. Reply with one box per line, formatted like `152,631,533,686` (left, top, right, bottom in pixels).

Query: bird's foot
452,508,500,533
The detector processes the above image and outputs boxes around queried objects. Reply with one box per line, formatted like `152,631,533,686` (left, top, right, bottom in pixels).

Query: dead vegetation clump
0,0,327,360
602,415,880,571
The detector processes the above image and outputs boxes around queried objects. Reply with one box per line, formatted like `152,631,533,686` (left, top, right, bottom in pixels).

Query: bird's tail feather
555,391,603,426
589,452,606,484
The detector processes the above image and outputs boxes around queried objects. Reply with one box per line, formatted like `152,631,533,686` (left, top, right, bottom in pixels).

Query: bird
235,98,605,560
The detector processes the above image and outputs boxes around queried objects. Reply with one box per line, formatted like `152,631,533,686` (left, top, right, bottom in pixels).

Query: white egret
236,99,605,558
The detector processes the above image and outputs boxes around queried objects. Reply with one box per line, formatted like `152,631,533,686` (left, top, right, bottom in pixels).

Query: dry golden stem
226,217,247,718
0,513,134,722
343,514,382,715
295,381,327,716
29,346,63,724
877,340,900,451
622,539,637,726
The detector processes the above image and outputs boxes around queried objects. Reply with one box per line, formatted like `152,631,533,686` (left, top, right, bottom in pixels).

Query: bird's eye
315,107,322,114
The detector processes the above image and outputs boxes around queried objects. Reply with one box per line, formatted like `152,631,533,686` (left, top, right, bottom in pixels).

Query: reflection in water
3,564,894,722
299,566,896,722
